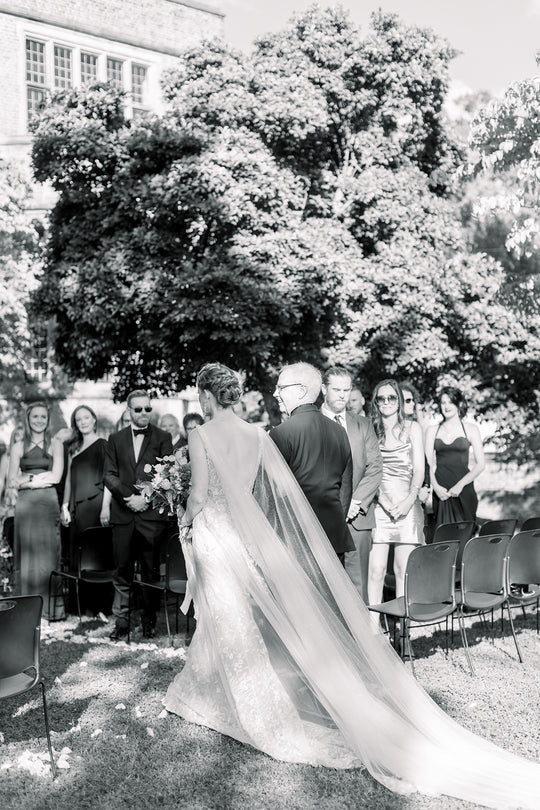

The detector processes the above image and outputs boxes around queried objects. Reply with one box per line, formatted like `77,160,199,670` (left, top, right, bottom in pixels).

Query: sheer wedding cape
165,424,539,810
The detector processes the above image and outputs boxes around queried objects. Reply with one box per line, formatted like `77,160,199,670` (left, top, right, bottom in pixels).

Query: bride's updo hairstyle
196,363,242,408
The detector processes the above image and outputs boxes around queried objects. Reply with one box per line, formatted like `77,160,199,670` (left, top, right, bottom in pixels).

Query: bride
165,363,539,809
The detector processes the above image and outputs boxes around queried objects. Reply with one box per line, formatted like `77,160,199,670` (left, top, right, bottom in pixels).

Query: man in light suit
321,367,382,601
270,362,354,564
104,390,173,640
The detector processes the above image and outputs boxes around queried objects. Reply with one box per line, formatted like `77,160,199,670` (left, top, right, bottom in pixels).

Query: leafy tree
29,6,540,460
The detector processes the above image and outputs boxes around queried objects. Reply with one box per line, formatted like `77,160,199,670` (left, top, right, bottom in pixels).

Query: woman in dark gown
424,386,485,528
61,406,112,615
6,402,64,619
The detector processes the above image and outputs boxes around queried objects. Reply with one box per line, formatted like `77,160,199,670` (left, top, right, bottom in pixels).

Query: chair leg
403,620,415,676
39,681,57,779
505,600,523,664
457,609,475,677
47,573,54,625
163,591,172,645
74,579,81,621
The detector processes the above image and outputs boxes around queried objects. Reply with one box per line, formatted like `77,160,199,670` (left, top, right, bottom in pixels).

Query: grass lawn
1,606,539,810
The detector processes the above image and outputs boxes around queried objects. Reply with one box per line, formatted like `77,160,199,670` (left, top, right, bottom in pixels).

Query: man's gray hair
280,362,322,403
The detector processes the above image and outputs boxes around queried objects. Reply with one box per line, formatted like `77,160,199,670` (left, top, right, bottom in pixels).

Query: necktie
334,414,344,427
133,428,148,437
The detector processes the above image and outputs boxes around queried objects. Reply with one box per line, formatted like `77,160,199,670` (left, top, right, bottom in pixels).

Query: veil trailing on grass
178,426,540,809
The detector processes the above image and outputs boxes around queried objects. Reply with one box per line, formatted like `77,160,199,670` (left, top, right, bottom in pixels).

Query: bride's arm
179,429,208,528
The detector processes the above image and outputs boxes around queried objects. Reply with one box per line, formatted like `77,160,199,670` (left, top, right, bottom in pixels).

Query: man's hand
100,504,111,526
123,494,147,512
347,499,362,522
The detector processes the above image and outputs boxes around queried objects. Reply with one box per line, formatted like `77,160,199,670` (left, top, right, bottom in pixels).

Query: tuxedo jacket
270,404,354,554
344,412,383,531
104,425,173,526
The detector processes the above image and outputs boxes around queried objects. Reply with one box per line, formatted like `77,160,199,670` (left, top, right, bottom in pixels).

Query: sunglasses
130,406,152,413
376,394,398,405
403,396,414,404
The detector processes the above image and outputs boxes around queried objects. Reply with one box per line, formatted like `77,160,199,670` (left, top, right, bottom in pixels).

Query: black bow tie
133,428,148,437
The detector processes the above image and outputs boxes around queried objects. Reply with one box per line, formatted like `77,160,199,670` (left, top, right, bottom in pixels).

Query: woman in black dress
424,386,485,527
7,402,64,619
61,405,112,614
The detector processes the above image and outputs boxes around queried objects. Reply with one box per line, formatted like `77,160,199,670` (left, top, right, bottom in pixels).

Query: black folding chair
48,526,115,620
0,595,56,777
507,529,540,639
128,532,189,644
478,518,517,537
369,542,465,676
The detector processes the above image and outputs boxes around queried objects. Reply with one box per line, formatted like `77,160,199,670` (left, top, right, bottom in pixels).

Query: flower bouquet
136,455,191,518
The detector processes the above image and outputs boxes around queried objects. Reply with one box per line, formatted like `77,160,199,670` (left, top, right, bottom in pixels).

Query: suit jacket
345,412,383,531
104,425,173,526
270,404,354,554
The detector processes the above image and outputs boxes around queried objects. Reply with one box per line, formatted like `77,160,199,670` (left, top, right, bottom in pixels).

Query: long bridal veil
188,428,539,810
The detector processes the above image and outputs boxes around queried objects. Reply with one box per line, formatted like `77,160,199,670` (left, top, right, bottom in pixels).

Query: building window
131,63,147,106
54,46,72,88
80,52,98,85
26,39,45,84
26,39,46,125
107,57,123,89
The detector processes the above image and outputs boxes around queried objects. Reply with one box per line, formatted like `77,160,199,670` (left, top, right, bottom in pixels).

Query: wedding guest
0,441,7,505
271,362,353,564
176,413,205,463
104,390,173,640
401,381,433,542
347,386,366,417
321,367,382,601
367,380,424,628
159,413,184,452
61,405,112,615
424,386,485,528
115,409,131,431
6,402,64,619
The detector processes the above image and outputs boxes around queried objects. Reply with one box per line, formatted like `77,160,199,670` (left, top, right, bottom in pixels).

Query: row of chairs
370,528,540,676
48,526,189,644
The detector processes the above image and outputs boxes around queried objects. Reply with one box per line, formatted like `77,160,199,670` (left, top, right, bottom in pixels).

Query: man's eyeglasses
275,383,302,394
130,406,153,413
376,394,398,405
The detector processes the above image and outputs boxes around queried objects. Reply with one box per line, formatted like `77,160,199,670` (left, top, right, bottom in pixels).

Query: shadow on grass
0,697,92,743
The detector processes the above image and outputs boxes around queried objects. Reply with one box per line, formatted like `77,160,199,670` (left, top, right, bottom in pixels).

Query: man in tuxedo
104,390,173,640
321,367,382,601
270,362,354,564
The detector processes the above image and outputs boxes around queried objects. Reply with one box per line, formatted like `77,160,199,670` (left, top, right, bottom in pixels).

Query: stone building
0,0,224,208
0,1,222,434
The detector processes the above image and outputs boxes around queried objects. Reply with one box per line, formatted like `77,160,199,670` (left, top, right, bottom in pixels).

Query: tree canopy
30,5,540,458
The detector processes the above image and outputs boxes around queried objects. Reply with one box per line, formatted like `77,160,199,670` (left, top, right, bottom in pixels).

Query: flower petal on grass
140,662,149,669
146,727,154,737
115,703,126,710
158,709,167,719
135,706,143,717
91,729,102,738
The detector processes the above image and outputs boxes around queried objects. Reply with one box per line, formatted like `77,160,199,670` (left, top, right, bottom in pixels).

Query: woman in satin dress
165,363,539,810
366,380,424,626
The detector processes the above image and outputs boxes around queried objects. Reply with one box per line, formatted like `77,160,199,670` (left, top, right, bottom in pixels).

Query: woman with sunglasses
424,386,485,527
6,402,65,619
367,380,424,628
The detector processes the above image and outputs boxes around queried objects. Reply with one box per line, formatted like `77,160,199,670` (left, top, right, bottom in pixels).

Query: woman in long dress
6,402,64,619
61,405,112,615
366,380,424,628
165,363,539,810
424,386,485,528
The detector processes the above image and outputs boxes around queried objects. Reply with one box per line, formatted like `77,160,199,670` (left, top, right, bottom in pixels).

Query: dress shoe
109,625,128,641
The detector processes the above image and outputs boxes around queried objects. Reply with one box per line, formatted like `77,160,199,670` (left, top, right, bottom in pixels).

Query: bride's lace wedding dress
165,422,539,809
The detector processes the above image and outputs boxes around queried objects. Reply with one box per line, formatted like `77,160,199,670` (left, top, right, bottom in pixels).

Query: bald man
270,362,354,563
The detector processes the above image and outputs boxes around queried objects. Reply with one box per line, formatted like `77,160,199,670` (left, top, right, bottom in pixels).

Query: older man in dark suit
104,390,173,640
270,362,354,564
321,367,382,601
